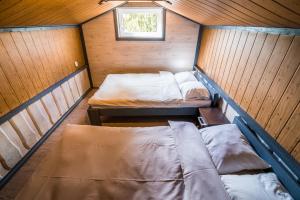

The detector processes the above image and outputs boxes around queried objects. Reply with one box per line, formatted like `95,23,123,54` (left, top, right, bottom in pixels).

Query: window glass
115,7,165,40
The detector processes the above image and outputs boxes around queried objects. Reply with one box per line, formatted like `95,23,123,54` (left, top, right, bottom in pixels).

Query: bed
15,121,229,200
15,118,299,199
87,71,215,125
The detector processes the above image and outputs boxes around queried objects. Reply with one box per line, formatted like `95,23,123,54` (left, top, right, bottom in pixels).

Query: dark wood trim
87,106,102,125
114,37,166,41
194,25,203,66
113,7,166,41
87,106,200,126
0,25,79,32
198,107,229,127
162,7,166,41
205,25,300,35
194,66,300,180
113,8,119,41
0,88,92,189
79,26,93,88
234,117,300,199
0,65,88,125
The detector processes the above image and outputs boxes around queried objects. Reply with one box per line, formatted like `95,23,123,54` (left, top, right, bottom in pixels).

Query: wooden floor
0,89,196,199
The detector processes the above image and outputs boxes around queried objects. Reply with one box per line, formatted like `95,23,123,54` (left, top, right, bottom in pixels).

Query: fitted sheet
16,122,229,200
88,72,211,108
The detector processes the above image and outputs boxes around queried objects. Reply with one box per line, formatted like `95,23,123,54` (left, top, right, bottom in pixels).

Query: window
114,7,165,41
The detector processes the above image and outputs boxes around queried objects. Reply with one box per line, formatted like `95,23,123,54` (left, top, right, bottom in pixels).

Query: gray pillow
200,124,270,174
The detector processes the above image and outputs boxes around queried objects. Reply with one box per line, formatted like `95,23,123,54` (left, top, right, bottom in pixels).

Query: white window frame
114,7,165,41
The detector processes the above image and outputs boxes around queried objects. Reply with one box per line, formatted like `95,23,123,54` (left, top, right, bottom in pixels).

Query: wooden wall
0,68,90,179
197,27,300,161
0,27,85,117
82,10,199,86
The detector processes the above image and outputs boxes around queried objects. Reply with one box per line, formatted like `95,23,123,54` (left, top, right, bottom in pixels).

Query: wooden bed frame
86,70,297,199
87,106,210,125
87,92,219,125
87,72,220,125
87,107,300,198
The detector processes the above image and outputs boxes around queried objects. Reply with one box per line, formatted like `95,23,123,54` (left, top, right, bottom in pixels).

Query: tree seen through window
122,13,158,33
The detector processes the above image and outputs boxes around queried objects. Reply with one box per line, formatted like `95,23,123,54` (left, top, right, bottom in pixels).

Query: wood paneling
52,87,69,115
10,110,41,148
61,82,76,107
82,10,199,86
0,69,90,177
0,0,298,28
0,1,124,27
197,27,300,161
0,27,85,117
41,93,61,124
277,103,300,152
158,0,300,28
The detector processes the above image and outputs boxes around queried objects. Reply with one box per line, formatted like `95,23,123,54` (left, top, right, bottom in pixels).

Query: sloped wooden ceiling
0,0,124,27
0,0,299,28
0,0,300,28
157,0,300,28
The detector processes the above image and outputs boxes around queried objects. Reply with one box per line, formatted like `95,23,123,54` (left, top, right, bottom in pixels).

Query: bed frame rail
87,70,218,126
88,106,199,125
234,116,300,199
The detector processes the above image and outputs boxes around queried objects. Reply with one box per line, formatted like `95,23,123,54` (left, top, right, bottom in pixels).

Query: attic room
0,0,299,199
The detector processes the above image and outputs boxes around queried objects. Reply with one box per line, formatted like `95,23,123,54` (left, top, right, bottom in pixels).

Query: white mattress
88,71,211,108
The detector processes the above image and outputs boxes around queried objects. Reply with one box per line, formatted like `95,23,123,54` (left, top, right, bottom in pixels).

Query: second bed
15,119,296,199
88,71,213,125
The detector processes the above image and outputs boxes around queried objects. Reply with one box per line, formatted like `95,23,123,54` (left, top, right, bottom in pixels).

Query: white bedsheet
88,71,211,107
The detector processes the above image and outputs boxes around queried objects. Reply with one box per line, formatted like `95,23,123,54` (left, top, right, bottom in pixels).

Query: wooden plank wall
0,27,85,117
197,27,300,161
0,69,90,179
82,10,199,86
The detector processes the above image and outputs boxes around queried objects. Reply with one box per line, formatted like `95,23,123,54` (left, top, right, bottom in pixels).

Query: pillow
200,124,269,174
179,81,210,100
174,71,197,85
221,173,293,200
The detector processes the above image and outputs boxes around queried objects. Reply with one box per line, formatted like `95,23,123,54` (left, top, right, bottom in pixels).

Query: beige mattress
88,72,211,108
16,122,230,200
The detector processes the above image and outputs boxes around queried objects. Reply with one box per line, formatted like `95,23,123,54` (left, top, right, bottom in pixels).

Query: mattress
88,71,211,108
16,122,230,200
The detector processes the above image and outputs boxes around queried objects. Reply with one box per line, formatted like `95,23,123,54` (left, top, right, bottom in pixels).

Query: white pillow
179,81,210,100
174,71,197,85
200,124,270,174
221,173,293,200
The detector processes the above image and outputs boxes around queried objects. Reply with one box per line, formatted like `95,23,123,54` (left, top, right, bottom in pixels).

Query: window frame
113,7,166,41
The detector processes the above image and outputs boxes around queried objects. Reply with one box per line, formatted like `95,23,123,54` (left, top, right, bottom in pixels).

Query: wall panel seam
253,35,295,118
